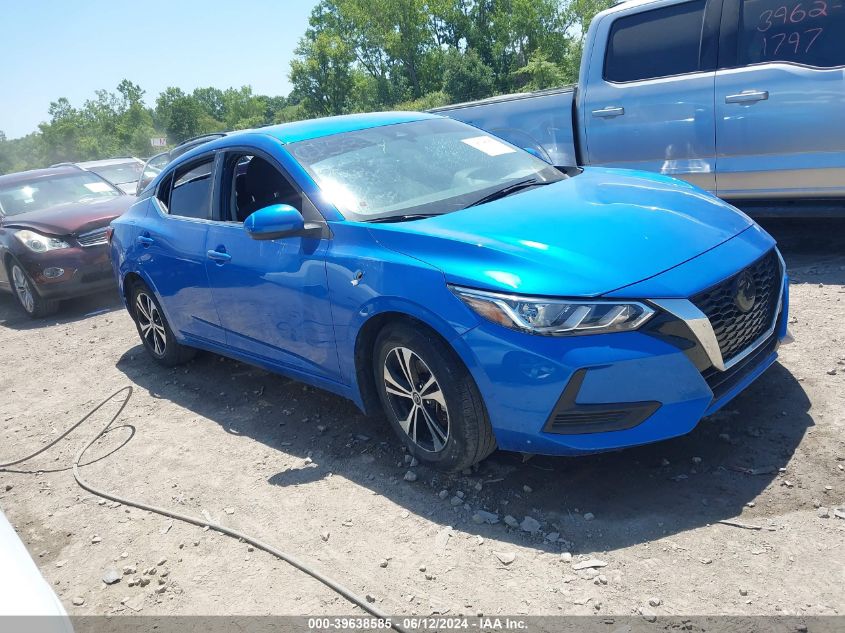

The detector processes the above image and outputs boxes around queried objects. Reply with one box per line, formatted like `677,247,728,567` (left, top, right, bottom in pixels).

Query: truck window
604,0,707,82
739,0,845,68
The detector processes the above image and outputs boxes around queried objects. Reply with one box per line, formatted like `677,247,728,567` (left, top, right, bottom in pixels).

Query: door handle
136,235,154,247
725,90,769,104
206,249,232,263
592,106,625,118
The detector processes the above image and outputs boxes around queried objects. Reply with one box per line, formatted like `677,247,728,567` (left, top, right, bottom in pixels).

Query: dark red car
0,166,135,317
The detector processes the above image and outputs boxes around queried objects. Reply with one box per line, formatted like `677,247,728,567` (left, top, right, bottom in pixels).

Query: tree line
0,0,610,176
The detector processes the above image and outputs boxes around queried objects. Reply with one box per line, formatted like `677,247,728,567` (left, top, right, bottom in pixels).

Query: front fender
325,221,480,409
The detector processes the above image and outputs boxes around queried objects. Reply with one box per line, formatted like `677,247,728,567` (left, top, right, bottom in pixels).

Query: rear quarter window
604,0,707,82
166,160,214,220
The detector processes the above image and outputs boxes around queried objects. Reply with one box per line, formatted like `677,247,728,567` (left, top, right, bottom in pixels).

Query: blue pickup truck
433,0,845,215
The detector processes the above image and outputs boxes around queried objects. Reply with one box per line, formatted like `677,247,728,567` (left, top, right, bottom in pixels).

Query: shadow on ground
757,217,845,281
116,341,812,556
0,289,122,330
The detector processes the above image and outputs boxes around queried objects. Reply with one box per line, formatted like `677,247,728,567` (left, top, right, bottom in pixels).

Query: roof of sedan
258,111,438,144
77,157,142,168
0,166,82,187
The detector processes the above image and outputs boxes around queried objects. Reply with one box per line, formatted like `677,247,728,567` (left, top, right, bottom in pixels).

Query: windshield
0,172,120,216
288,118,564,221
87,161,143,185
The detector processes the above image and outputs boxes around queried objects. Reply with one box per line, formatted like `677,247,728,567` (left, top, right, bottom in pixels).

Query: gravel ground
0,218,843,619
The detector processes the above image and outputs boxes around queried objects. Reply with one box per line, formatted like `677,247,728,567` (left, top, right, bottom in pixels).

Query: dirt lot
1,219,843,620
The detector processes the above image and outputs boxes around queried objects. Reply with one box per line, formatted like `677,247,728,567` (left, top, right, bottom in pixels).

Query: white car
0,508,73,631
59,158,145,195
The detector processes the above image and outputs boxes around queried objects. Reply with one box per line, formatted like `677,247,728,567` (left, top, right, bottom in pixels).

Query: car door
715,0,845,199
204,149,339,381
141,154,224,345
581,0,721,191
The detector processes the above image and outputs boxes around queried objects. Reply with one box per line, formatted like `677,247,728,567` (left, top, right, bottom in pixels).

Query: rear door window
166,159,214,219
604,0,707,82
739,0,845,67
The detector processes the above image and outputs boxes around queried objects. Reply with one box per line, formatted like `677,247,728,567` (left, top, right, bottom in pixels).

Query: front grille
703,328,779,402
77,227,109,247
691,249,781,364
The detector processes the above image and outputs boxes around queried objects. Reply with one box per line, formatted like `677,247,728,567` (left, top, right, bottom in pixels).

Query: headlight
450,285,655,336
13,230,70,253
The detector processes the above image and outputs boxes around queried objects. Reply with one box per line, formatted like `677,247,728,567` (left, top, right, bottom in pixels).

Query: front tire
129,281,196,366
8,260,59,318
374,323,496,471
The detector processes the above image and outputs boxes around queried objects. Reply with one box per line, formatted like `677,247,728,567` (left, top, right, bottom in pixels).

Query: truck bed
430,86,578,168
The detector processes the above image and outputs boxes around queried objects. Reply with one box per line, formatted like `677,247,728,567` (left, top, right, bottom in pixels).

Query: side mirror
244,204,305,240
523,147,552,164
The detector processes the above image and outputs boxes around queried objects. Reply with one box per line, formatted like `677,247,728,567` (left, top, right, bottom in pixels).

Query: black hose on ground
1,386,410,633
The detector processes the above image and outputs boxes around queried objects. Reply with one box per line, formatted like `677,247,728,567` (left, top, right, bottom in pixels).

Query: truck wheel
130,281,196,366
374,322,496,471
8,260,60,318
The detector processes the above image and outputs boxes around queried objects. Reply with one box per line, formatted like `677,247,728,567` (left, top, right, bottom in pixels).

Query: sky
1,0,317,139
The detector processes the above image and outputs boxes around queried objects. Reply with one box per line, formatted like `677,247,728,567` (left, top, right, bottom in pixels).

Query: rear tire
129,280,196,366
8,259,60,318
374,322,496,471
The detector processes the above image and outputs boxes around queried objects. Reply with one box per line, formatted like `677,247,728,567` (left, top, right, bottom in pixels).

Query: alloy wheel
383,346,450,453
11,265,35,314
135,292,167,356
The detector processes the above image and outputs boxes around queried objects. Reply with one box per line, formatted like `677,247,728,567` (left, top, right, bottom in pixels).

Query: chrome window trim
650,250,786,372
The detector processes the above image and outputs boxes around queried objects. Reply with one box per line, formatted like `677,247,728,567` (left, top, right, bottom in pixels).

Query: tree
155,87,206,143
513,50,567,90
443,49,495,103
290,31,355,117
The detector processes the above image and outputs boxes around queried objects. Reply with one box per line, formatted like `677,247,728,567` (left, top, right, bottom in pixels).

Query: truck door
714,0,845,200
581,0,721,191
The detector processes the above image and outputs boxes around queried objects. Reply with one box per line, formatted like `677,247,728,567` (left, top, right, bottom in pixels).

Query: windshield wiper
466,178,553,208
365,213,440,223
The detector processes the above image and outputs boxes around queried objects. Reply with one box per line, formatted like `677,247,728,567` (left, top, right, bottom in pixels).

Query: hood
368,167,753,297
1,195,135,237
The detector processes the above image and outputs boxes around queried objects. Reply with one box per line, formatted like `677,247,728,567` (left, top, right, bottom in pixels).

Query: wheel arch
353,310,477,417
121,271,145,314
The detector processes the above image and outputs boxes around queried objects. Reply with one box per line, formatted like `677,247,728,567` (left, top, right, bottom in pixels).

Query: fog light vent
43,267,65,279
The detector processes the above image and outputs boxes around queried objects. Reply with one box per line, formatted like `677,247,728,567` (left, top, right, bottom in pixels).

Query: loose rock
472,510,500,525
102,569,121,585
572,558,607,571
493,551,516,565
520,516,541,533
403,471,418,482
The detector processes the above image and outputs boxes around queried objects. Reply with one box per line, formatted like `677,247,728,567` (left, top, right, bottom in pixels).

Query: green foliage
1,0,615,175
290,30,355,117
442,48,495,103
513,50,568,91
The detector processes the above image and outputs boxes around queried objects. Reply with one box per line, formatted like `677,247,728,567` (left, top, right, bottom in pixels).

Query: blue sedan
109,112,790,470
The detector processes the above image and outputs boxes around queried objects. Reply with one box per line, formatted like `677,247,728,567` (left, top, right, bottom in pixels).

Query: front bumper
453,249,789,456
17,243,116,300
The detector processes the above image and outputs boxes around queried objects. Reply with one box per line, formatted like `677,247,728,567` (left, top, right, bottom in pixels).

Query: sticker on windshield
461,136,516,156
83,182,113,193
